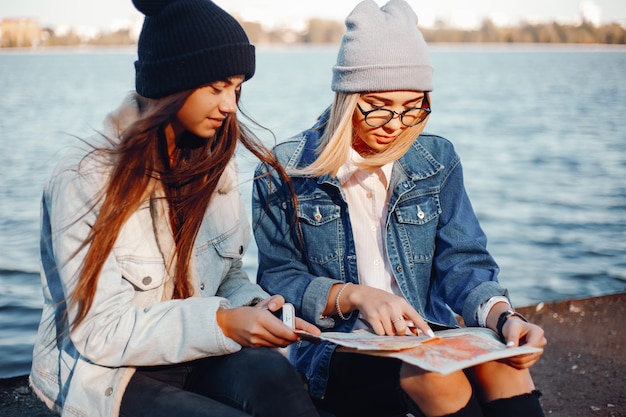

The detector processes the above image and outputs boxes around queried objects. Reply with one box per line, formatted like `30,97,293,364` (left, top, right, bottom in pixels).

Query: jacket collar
395,138,444,181
102,94,140,139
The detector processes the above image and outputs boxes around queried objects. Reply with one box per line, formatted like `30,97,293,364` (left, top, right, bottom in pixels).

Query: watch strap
496,310,528,341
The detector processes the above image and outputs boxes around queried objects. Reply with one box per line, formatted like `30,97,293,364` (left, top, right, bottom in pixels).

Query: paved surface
516,292,625,417
1,292,624,416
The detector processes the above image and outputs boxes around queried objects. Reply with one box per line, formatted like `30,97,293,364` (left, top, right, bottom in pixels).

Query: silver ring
391,316,404,324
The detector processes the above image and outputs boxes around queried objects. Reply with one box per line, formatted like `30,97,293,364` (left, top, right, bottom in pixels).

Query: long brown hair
69,90,292,330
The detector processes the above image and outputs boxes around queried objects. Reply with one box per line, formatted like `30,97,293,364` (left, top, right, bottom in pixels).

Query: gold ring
392,316,404,324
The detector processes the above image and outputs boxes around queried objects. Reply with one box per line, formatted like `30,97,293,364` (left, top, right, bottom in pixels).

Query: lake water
1,44,625,379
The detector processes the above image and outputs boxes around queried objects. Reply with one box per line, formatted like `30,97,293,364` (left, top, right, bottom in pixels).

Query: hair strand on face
295,92,430,178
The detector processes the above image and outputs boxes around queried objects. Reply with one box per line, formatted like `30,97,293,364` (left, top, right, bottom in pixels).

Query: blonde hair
297,92,430,177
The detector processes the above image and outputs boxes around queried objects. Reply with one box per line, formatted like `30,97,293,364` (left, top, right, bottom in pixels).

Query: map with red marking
296,327,542,374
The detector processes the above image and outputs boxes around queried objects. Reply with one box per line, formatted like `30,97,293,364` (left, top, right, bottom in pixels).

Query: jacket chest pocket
392,194,440,263
297,200,342,265
194,222,248,288
193,186,250,281
209,226,247,259
118,257,167,291
394,194,440,225
115,203,167,291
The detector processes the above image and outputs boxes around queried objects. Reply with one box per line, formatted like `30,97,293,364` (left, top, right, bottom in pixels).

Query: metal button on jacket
142,276,152,285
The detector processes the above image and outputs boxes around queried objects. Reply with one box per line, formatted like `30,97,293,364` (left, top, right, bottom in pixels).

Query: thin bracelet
335,282,353,320
478,296,510,327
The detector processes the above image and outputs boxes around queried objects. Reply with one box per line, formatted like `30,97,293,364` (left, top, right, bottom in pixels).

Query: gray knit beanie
332,0,433,93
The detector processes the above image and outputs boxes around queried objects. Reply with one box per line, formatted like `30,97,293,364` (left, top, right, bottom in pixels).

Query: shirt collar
337,148,394,189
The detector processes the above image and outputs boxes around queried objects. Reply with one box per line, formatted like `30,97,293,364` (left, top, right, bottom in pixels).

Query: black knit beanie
133,0,255,99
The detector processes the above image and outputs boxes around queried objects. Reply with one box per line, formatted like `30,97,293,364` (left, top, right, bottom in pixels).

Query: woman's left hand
500,319,547,369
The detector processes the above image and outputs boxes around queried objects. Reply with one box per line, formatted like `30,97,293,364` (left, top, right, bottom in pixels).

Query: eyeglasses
356,95,431,128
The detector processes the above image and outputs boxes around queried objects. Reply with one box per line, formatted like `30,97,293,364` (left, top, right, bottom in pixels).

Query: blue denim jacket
252,112,508,398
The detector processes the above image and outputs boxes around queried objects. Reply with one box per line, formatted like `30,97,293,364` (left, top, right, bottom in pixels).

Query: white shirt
337,149,398,295
336,148,508,328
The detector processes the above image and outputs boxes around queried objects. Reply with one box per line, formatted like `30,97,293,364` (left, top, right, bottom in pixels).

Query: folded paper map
296,327,542,375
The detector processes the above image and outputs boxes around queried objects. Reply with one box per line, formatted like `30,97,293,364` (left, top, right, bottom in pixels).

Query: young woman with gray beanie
28,0,323,416
252,1,546,416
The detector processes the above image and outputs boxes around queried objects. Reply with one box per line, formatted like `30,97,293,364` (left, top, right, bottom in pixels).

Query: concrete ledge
2,292,624,417
515,291,625,417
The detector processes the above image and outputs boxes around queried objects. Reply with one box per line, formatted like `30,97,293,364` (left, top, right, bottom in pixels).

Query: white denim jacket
29,97,267,417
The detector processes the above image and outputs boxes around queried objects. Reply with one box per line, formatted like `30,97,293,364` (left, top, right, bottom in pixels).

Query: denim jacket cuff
302,276,342,329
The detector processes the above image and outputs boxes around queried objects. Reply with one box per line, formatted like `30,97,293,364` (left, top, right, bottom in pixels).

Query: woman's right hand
336,283,434,337
216,296,320,348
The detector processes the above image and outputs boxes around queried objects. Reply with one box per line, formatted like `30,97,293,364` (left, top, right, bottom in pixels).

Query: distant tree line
3,17,625,48
421,19,626,44
41,28,137,47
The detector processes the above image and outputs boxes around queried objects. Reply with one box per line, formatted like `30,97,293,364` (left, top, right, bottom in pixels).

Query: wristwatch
496,310,528,341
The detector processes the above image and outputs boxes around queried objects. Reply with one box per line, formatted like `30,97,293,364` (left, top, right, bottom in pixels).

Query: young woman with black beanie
29,0,321,416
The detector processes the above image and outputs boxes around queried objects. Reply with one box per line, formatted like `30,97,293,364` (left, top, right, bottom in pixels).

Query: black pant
313,352,420,417
120,347,320,417
314,352,544,417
